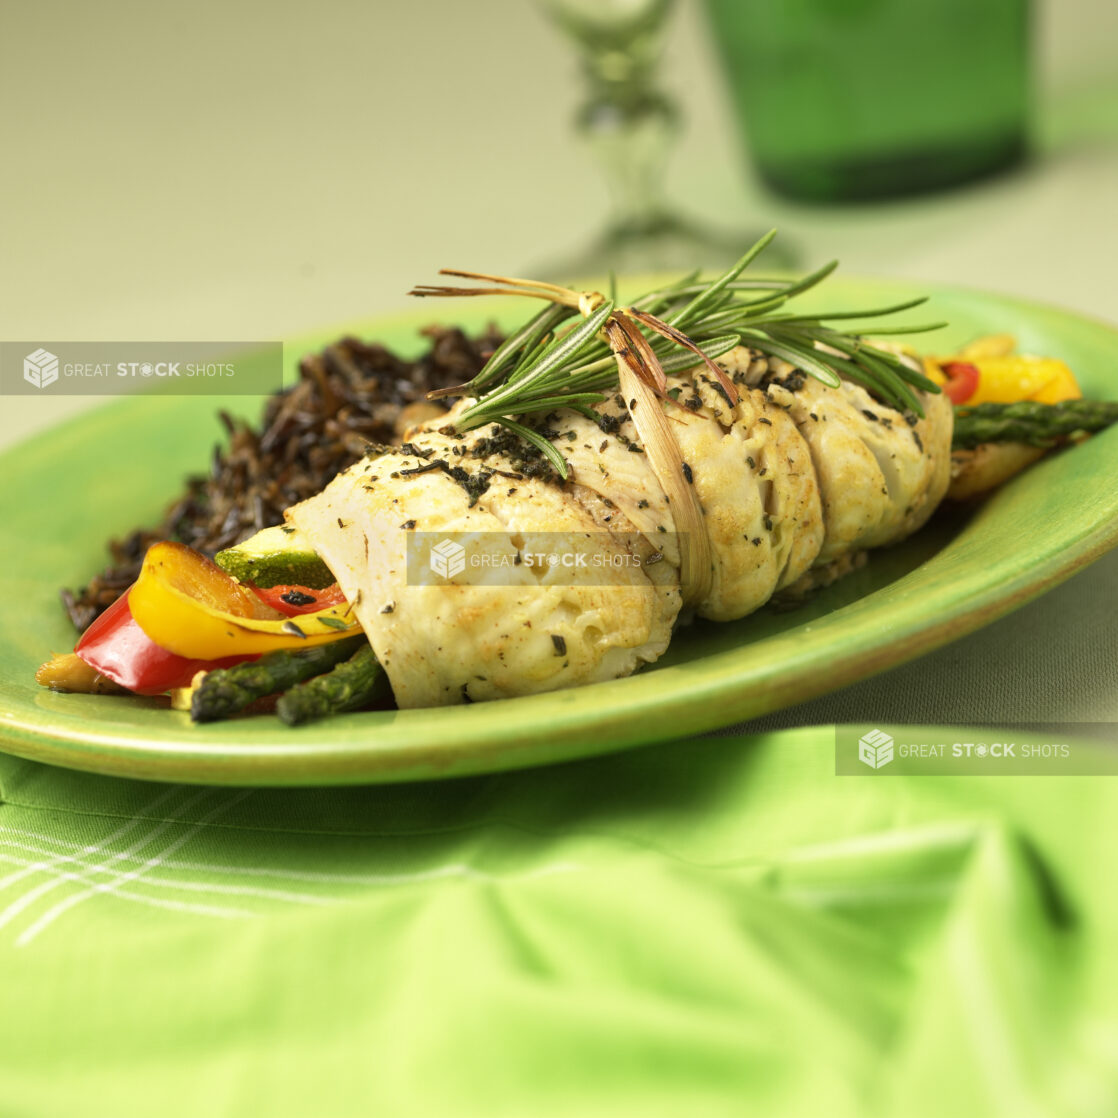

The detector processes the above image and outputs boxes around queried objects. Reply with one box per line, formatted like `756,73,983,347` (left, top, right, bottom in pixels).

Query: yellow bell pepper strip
963,355,1082,406
956,334,1016,361
129,542,361,660
925,337,1083,407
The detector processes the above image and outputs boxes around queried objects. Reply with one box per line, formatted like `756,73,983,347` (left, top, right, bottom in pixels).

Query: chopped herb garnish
399,459,450,478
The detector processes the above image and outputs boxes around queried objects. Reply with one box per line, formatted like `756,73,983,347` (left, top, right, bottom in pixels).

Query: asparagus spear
191,635,367,722
952,399,1118,449
276,645,388,726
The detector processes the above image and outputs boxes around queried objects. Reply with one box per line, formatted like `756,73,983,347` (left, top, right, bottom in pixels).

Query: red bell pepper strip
250,583,348,617
942,361,981,405
74,590,255,695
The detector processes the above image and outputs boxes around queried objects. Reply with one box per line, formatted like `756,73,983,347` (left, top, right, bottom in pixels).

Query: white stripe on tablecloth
0,784,185,894
14,789,254,947
0,855,249,921
0,785,202,932
0,824,581,888
0,848,336,907
0,847,578,935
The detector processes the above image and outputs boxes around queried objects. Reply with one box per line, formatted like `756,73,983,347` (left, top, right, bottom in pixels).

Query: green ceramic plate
1,278,1116,785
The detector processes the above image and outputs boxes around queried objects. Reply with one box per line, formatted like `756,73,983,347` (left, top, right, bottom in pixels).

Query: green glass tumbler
704,0,1031,203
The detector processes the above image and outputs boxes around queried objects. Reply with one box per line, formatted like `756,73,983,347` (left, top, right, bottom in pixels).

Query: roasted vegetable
249,583,349,617
129,542,359,660
930,336,1102,498
36,652,128,694
959,355,1082,406
190,635,368,722
927,337,1083,407
952,399,1118,449
215,525,334,590
275,645,388,725
941,361,980,404
72,591,254,695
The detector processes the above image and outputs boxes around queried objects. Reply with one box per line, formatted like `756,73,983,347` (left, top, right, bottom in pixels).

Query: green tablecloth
1,721,1116,1118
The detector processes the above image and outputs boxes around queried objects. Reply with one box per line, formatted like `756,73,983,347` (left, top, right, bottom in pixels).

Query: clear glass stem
539,0,795,279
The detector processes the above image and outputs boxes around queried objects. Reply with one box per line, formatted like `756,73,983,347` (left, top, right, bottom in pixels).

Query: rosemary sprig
409,231,942,479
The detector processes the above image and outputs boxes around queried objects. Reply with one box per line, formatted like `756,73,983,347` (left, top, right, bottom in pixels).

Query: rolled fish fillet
285,345,953,708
